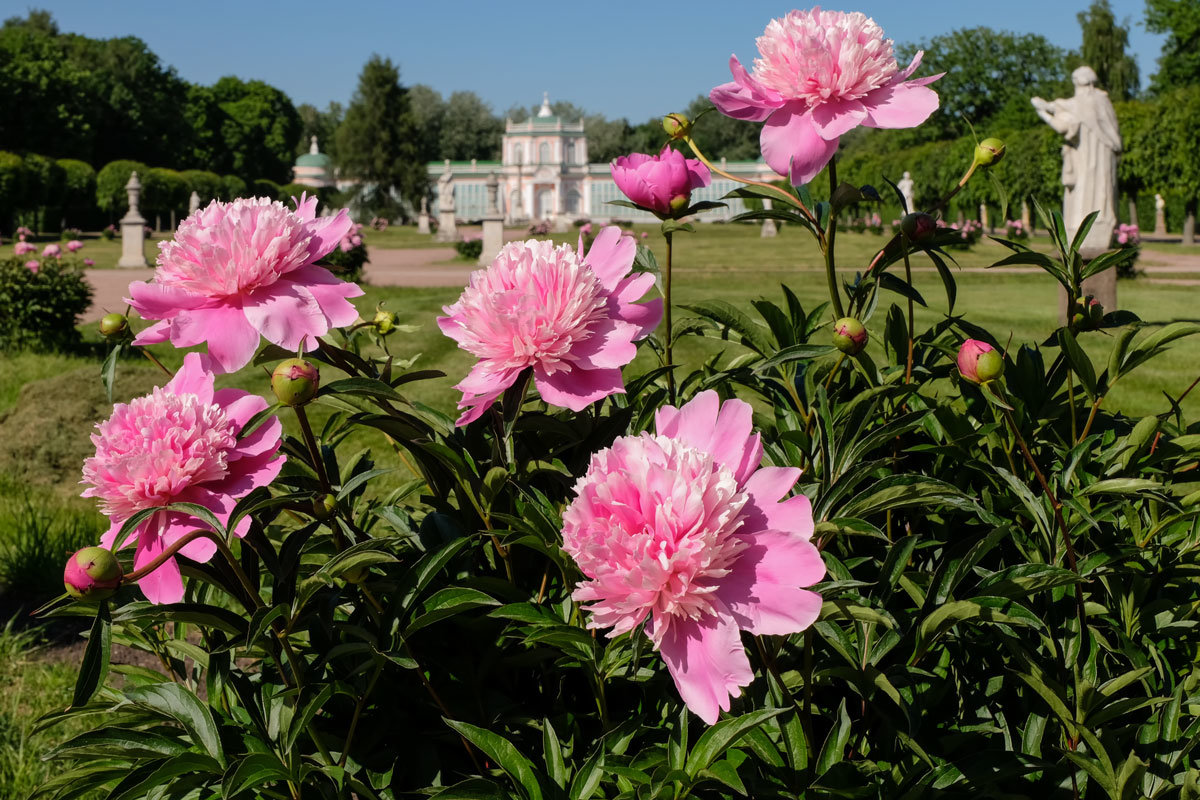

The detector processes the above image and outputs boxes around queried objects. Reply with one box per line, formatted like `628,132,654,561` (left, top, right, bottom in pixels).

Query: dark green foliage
179,169,222,206
0,257,91,352
0,151,26,230
319,231,368,282
56,159,96,227
141,168,186,222
251,179,281,201
221,174,247,200
1077,0,1140,101
453,238,483,260
336,55,426,218
95,160,148,215
1145,0,1200,94
210,76,302,184
0,496,104,607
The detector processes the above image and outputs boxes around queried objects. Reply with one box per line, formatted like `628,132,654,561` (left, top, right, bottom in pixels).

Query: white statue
897,171,915,213
1031,66,1121,258
1155,193,1167,235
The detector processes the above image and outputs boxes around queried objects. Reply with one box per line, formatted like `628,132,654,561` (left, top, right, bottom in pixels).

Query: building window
539,142,550,164
512,144,522,164
566,140,575,164
566,189,581,214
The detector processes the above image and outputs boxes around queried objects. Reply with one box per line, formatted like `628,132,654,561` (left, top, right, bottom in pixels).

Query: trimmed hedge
0,257,92,352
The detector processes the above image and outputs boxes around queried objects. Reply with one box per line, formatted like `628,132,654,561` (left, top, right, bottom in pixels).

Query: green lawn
13,230,169,269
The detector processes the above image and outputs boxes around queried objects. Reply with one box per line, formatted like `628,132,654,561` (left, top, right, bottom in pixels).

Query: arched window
565,140,575,164
512,144,523,165
539,142,550,164
566,190,581,214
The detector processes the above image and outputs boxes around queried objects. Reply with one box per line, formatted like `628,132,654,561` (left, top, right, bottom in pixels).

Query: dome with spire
293,136,334,187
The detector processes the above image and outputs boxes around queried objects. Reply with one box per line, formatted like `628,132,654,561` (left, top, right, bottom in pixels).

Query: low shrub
454,236,483,260
319,222,368,282
0,258,91,352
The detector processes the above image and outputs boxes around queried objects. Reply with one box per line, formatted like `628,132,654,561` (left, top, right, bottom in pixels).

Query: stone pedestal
1155,194,1166,235
1058,264,1117,323
761,198,778,237
188,191,200,215
479,173,504,266
417,197,431,235
1021,200,1032,230
979,203,990,233
118,171,148,268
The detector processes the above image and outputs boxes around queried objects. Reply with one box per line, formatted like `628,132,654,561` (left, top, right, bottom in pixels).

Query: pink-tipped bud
832,317,868,355
64,546,122,602
99,313,128,338
662,113,692,141
271,358,320,407
957,339,1003,383
899,212,936,242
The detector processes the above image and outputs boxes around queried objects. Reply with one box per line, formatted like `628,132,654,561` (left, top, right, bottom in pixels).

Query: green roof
295,153,331,168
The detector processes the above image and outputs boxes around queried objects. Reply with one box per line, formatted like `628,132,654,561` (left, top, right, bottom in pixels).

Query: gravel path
79,242,1200,323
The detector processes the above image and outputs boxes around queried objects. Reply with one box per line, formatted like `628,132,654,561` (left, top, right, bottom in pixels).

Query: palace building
426,94,778,224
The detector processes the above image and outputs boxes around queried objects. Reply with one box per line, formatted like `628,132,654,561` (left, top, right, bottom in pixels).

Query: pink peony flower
438,226,662,425
562,391,824,724
580,223,593,235
710,8,941,184
42,243,61,258
83,258,95,266
67,239,83,252
611,146,711,218
14,241,35,256
24,260,39,272
81,353,285,603
127,195,363,373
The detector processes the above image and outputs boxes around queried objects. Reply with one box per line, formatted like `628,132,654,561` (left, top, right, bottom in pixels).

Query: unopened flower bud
271,358,319,406
957,339,1003,383
832,317,868,355
312,493,337,521
899,212,936,243
669,194,690,215
373,308,398,336
99,313,128,338
662,113,692,141
64,546,122,602
973,138,1006,168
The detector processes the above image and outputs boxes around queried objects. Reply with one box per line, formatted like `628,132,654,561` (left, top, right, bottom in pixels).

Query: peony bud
64,546,122,602
957,339,1003,383
373,309,398,336
832,317,868,355
669,194,690,214
899,212,936,243
271,358,320,406
973,138,1006,169
99,313,128,338
662,113,692,141
312,493,337,521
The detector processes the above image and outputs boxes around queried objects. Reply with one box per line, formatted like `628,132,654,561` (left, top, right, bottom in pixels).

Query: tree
684,95,762,161
1145,0,1200,93
408,85,445,163
898,28,1073,140
1077,1,1139,100
335,55,426,218
440,91,502,160
211,77,301,183
296,102,343,159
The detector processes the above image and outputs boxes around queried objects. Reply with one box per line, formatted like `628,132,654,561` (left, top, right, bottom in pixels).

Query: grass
15,230,170,270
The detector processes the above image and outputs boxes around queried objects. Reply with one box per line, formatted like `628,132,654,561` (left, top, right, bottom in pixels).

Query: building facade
292,136,336,187
428,94,778,224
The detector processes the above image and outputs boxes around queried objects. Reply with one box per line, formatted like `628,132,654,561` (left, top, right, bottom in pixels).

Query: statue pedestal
1155,209,1166,236
417,213,430,235
761,220,777,238
118,216,148,267
1058,263,1117,323
435,209,457,242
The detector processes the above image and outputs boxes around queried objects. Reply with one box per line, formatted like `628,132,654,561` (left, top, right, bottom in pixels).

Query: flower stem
294,404,331,490
824,159,845,319
139,346,173,377
663,230,676,403
901,242,915,383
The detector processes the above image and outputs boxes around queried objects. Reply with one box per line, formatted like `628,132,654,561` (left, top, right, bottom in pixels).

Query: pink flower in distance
42,243,61,258
24,260,39,272
67,239,83,252
127,195,363,373
563,391,824,724
81,353,285,604
611,146,711,218
438,226,662,425
14,241,35,256
710,8,941,185
83,258,95,266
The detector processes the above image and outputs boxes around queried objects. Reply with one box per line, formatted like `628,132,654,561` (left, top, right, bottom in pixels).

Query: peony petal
285,265,364,329
213,388,267,430
760,105,840,185
742,468,815,539
165,304,260,373
709,55,783,122
133,532,184,605
132,319,170,345
584,226,636,291
165,352,214,405
242,282,329,353
705,398,758,477
534,365,625,411
810,99,868,140
667,390,720,453
650,612,753,725
570,318,640,370
126,281,207,318
717,530,825,636
862,81,941,129
304,207,354,263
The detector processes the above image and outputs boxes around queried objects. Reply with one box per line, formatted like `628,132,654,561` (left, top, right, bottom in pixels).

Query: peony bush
37,7,1200,799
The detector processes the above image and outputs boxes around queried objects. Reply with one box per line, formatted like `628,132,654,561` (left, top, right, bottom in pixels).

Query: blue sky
9,0,1165,120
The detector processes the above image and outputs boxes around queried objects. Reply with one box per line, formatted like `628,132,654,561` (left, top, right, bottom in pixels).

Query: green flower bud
669,194,690,215
99,313,128,338
373,309,398,336
975,349,1004,382
312,493,337,521
271,358,320,407
973,138,1006,168
832,317,868,355
64,546,122,602
662,113,692,141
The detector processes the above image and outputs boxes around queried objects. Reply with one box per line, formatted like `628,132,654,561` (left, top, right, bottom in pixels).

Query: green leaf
915,597,1042,657
406,587,499,634
1079,478,1161,496
124,682,225,766
815,699,851,776
682,300,773,355
542,718,567,789
286,683,336,751
685,707,787,777
756,343,836,372
1058,329,1097,397
72,602,111,708
222,753,292,799
444,719,545,800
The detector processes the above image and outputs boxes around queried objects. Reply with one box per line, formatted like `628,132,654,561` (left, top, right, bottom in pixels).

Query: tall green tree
1077,0,1139,100
1145,0,1200,92
335,55,425,218
408,84,445,164
440,91,502,161
296,102,343,159
898,28,1072,140
210,77,301,183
